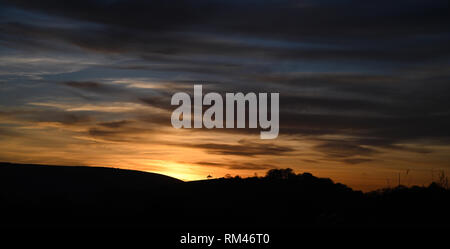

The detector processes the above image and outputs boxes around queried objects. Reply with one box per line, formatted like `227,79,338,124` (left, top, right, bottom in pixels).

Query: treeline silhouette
0,163,449,228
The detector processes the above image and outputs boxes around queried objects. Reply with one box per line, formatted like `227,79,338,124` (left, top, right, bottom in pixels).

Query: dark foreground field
1,162,449,229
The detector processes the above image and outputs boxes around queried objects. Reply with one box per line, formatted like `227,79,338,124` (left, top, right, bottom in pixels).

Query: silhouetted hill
0,162,182,190
0,162,182,207
0,162,183,227
0,163,449,228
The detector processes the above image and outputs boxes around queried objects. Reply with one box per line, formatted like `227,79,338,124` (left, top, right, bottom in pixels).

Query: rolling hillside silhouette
1,162,449,228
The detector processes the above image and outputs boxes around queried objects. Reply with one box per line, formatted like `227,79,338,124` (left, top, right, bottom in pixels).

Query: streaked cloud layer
1,0,449,190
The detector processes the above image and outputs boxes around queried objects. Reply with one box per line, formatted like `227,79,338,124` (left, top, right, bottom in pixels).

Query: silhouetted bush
265,168,296,180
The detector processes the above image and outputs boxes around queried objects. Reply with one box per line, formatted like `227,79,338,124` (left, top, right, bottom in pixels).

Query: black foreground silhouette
1,162,449,228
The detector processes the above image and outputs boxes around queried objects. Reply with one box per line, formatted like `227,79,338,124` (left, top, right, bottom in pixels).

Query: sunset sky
1,0,449,191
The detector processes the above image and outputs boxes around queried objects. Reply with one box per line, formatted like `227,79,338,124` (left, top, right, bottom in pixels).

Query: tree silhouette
265,168,296,180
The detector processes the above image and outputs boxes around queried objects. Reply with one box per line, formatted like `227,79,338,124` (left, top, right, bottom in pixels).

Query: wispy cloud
1,0,449,190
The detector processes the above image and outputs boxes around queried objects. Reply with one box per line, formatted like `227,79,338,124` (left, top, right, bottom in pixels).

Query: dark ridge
0,162,183,188
0,163,449,228
0,162,183,209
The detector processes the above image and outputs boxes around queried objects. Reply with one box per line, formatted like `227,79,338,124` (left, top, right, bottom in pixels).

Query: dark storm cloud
97,120,133,128
314,141,378,158
1,0,450,63
281,113,450,143
175,140,295,157
2,20,449,64
312,137,434,162
3,0,449,38
227,162,276,170
342,158,374,165
88,126,152,137
64,81,118,93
